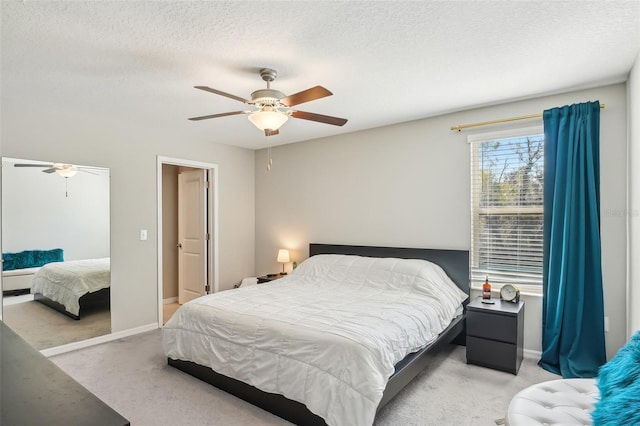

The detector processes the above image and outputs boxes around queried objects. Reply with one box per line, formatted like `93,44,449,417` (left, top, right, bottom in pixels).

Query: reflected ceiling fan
13,163,97,178
189,68,348,136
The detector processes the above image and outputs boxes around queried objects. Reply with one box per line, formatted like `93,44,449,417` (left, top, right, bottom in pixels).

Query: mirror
1,157,110,350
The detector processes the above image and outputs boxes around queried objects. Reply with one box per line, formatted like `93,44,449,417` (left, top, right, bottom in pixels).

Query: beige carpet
51,330,559,426
2,300,110,350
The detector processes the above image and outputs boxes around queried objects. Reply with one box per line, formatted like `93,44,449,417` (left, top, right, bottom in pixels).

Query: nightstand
466,297,524,374
256,273,286,284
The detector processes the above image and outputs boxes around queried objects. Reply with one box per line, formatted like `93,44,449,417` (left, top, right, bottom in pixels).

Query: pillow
33,248,64,266
1,248,64,271
592,331,640,425
294,254,467,304
2,251,35,271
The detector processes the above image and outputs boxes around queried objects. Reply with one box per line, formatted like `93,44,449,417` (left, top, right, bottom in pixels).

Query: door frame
156,156,219,327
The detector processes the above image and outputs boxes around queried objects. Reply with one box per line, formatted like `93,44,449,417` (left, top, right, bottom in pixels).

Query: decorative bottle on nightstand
482,276,491,300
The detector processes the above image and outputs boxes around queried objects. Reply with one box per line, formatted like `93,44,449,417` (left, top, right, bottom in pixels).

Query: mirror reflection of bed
1,157,110,351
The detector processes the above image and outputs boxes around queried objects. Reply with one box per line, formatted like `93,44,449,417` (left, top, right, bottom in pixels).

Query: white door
178,169,207,304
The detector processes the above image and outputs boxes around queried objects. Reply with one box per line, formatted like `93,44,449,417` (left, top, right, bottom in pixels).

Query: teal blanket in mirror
2,249,64,271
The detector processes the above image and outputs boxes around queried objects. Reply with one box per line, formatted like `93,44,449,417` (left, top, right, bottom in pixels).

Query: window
469,126,544,294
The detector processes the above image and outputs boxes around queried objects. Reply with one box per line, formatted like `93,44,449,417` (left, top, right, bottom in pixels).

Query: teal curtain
540,101,606,378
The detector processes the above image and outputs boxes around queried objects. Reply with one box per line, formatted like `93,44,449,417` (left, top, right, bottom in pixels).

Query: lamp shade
277,249,290,263
248,110,288,131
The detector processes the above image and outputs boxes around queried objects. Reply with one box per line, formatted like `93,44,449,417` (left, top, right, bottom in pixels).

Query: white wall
629,52,640,339
256,84,629,358
2,159,109,260
0,106,256,334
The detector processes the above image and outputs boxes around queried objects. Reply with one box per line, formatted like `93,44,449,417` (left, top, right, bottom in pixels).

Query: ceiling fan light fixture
247,109,288,132
55,167,78,178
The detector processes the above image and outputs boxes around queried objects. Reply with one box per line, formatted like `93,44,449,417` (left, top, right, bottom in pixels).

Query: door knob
177,243,182,249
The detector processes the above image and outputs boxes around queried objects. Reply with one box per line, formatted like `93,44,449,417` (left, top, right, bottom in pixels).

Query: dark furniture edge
379,313,465,407
1,321,130,426
34,287,110,320
168,243,470,425
168,358,327,425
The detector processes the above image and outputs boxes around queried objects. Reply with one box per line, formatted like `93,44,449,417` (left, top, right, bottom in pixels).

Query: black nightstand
466,297,524,374
257,273,286,284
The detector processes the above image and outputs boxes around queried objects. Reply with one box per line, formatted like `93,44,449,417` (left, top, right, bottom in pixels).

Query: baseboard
523,348,542,360
41,322,159,357
163,297,178,305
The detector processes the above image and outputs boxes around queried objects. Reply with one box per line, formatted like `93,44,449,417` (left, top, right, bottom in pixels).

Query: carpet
2,300,110,350
51,330,559,426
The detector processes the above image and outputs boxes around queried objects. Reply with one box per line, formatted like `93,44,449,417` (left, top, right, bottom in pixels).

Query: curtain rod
450,104,605,132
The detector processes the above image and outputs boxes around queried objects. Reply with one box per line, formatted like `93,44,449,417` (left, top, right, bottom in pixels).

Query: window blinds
470,129,544,291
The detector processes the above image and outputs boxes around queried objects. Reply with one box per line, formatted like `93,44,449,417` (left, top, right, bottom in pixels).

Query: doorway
157,157,218,326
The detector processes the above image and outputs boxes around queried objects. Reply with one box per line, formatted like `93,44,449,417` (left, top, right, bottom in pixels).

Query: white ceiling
2,1,639,150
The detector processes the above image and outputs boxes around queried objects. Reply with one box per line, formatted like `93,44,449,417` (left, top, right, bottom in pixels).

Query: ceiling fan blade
291,110,348,126
188,111,248,121
264,129,279,137
13,164,51,168
194,86,250,104
280,86,332,107
42,168,56,174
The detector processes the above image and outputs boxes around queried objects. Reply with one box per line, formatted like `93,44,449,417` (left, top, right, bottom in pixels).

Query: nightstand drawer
467,310,518,344
466,336,522,374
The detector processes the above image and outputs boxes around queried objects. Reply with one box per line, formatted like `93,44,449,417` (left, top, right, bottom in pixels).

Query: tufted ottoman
505,378,599,425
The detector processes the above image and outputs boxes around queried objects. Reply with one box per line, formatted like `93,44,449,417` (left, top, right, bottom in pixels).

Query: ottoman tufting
505,378,599,425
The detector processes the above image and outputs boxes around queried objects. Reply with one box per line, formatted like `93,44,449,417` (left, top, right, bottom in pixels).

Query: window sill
470,284,543,298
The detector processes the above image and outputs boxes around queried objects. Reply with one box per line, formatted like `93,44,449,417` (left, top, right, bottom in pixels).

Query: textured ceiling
2,1,639,150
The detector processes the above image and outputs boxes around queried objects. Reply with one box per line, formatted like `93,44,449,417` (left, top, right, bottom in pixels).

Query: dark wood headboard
309,243,470,295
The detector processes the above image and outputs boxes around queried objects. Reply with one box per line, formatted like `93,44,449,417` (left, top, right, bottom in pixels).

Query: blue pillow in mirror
2,248,63,271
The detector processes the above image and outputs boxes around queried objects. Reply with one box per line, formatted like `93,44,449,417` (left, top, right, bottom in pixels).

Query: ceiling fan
13,163,97,178
188,68,348,136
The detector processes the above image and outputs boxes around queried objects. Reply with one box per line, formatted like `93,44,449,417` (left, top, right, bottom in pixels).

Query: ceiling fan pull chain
65,177,69,198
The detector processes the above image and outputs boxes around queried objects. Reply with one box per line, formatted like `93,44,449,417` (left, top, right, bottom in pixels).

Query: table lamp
277,249,290,275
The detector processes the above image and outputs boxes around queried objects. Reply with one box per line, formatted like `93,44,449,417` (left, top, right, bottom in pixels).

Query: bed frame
33,288,110,320
168,243,470,425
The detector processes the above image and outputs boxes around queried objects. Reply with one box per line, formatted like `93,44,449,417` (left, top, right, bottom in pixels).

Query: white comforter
30,258,111,316
163,254,467,426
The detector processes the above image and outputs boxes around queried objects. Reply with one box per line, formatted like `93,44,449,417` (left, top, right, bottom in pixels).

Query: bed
164,244,469,426
30,257,111,320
